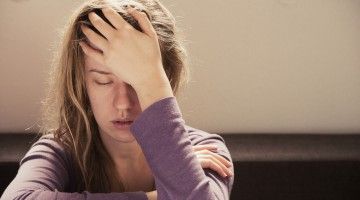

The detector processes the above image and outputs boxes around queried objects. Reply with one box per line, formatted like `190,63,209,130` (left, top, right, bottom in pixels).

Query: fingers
79,41,105,65
208,150,232,167
86,6,156,48
193,145,232,167
88,11,115,40
193,145,233,178
197,149,233,175
126,7,157,37
198,154,233,177
80,25,108,52
200,157,227,177
101,7,128,30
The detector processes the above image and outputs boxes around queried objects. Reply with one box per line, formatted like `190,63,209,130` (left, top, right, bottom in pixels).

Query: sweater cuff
130,96,183,141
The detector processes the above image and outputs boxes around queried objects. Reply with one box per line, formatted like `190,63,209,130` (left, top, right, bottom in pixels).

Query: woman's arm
130,97,234,200
1,136,148,200
144,141,234,200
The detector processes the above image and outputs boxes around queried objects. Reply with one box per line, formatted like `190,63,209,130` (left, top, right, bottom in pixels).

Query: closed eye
95,80,113,85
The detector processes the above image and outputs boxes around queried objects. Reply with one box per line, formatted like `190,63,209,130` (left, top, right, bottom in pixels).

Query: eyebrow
88,69,112,75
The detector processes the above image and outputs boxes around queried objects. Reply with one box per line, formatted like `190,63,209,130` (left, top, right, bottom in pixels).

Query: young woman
1,0,234,199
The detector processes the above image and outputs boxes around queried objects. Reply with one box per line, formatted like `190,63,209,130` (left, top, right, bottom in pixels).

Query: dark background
1,133,360,199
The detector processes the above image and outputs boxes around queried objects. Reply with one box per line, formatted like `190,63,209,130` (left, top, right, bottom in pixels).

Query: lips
112,120,133,129
113,120,133,125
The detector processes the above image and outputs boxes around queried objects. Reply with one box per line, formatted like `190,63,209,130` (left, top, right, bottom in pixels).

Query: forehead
84,54,102,69
84,54,113,76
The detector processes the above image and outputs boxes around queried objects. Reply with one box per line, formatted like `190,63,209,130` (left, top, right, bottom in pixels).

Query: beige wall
0,0,359,134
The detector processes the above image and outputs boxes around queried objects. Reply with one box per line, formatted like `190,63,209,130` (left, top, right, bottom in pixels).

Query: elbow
211,190,230,200
195,180,230,200
208,178,232,200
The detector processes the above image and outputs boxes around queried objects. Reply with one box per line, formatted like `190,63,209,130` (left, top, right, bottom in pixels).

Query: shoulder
185,125,224,142
6,133,80,193
20,133,72,167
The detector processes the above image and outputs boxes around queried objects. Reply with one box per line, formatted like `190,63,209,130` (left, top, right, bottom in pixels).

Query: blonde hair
40,0,189,192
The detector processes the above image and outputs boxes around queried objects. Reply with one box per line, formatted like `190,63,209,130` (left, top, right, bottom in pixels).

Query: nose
113,82,134,111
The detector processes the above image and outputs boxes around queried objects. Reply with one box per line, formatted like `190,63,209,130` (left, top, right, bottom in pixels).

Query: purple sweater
1,97,234,200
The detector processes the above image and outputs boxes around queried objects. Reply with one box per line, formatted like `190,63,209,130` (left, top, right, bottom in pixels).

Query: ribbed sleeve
130,97,233,199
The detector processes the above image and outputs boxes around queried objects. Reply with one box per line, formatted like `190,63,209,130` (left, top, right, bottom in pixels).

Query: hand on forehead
84,39,109,71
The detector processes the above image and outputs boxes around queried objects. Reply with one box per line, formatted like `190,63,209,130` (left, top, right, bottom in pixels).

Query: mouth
113,120,133,125
112,120,134,129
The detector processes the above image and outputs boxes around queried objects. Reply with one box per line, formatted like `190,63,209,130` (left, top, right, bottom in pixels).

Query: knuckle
117,27,131,37
113,31,121,39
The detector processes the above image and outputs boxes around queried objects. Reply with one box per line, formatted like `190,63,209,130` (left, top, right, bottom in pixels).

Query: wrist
134,78,174,111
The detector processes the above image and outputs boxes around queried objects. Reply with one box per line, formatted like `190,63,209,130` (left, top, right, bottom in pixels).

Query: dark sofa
1,133,360,199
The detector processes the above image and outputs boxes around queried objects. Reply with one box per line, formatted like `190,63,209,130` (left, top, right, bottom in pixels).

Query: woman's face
84,52,142,143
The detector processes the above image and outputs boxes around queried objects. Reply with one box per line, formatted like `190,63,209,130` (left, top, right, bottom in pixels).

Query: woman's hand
79,6,173,110
145,190,157,200
193,144,233,178
79,6,168,90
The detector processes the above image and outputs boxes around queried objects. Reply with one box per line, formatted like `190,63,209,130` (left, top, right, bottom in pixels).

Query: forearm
133,73,174,111
2,190,147,200
130,98,221,199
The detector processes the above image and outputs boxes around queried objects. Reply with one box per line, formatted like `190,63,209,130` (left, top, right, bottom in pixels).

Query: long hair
40,0,189,192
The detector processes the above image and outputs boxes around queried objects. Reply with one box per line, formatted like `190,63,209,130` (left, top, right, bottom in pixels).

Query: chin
108,129,136,143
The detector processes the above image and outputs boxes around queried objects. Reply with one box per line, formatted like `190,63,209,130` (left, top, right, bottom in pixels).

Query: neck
99,129,144,167
98,129,154,192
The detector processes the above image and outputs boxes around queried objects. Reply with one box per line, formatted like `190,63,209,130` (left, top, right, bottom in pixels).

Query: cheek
86,83,110,121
